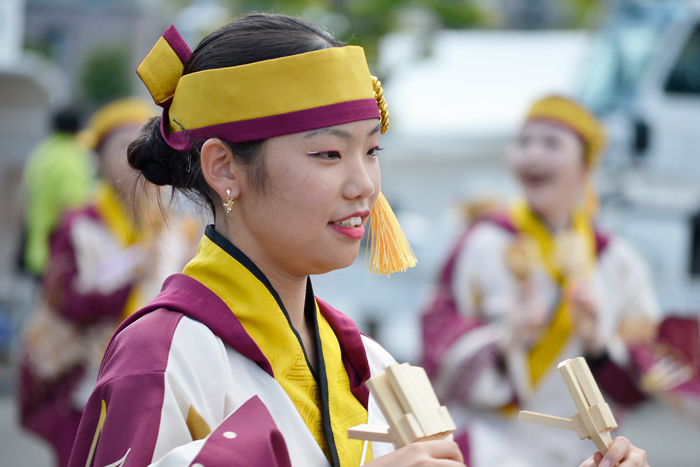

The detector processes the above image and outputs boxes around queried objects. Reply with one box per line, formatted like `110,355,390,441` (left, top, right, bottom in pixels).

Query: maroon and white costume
69,228,396,467
422,214,660,467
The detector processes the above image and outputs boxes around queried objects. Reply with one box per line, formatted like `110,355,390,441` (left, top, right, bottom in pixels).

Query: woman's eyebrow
304,127,353,139
303,123,382,139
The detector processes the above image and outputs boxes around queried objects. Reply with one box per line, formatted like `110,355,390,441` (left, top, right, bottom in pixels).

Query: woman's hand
501,281,548,351
570,281,605,355
578,437,649,467
365,440,465,467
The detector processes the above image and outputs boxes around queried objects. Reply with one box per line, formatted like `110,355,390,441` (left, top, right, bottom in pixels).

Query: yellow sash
93,182,140,247
183,233,371,466
509,200,596,388
92,181,144,318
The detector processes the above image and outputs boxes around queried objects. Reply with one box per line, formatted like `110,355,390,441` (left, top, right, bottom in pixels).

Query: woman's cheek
553,161,579,196
506,150,521,174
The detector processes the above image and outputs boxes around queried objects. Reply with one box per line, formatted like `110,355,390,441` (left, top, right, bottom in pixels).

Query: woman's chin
524,189,555,212
310,246,360,275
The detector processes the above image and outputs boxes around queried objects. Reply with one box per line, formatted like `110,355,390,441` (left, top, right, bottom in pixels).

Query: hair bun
128,117,179,187
141,160,172,186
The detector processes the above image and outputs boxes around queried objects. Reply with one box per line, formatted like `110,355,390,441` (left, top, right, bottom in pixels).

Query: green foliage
236,0,324,13
80,46,131,107
566,0,602,27
425,0,483,29
222,0,485,60
350,0,482,59
23,38,52,59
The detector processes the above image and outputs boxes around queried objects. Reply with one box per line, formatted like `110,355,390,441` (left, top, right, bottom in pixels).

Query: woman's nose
343,155,376,199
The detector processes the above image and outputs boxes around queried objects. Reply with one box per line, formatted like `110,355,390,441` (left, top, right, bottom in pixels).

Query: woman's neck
533,203,573,233
214,215,317,369
258,262,309,331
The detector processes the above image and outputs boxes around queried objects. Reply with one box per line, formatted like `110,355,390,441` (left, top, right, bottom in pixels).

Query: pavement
0,395,53,467
0,389,698,466
615,399,700,467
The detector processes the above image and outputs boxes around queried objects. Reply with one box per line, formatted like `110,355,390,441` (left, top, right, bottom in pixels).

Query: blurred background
2,0,700,465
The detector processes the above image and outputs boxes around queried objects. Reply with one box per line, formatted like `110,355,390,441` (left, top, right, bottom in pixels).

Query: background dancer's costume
22,117,93,276
69,24,403,467
19,182,141,467
423,204,659,467
422,96,660,467
19,99,201,467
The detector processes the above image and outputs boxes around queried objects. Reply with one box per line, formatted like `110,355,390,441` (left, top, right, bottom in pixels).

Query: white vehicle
578,1,700,311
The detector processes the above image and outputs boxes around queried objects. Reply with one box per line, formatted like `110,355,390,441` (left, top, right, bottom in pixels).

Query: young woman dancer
69,19,649,467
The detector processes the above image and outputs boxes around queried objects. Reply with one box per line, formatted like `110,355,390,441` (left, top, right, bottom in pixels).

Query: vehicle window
665,23,700,95
577,6,672,114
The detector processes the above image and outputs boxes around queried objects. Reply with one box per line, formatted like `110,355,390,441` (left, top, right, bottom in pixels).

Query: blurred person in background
66,17,649,467
17,98,193,467
422,95,660,467
21,107,94,277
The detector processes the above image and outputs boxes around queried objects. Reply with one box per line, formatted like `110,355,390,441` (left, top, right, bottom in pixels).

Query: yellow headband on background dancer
79,98,155,150
526,95,606,215
137,25,414,275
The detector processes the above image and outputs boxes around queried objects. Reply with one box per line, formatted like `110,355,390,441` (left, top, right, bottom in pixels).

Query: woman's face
99,124,142,198
237,118,382,276
507,120,588,215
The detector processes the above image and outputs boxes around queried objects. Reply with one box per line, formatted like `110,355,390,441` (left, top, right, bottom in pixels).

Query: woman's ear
200,138,242,201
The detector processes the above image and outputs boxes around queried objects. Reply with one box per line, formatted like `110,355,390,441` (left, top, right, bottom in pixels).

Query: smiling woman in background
422,95,658,467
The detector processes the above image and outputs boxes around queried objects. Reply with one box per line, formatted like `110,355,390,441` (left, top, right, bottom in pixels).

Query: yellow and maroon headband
137,25,387,150
526,95,606,168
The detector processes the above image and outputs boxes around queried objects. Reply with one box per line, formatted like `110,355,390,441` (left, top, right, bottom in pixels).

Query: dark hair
53,107,81,134
127,14,343,218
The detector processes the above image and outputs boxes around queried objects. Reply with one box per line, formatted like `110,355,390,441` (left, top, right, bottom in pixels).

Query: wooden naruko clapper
347,362,457,448
518,357,618,454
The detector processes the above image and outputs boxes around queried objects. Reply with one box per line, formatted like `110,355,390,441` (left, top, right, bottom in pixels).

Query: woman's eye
367,147,384,157
544,137,561,150
309,151,341,160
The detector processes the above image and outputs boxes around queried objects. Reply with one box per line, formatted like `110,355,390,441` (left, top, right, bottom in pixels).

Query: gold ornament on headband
367,192,417,275
372,76,389,134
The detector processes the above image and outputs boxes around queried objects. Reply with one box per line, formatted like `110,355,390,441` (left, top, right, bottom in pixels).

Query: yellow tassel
367,192,417,275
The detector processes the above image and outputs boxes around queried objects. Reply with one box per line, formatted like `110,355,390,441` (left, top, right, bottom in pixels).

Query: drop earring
224,189,234,214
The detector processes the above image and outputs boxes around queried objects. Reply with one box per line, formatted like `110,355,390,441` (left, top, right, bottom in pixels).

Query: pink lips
329,224,365,239
521,173,549,190
328,210,370,240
